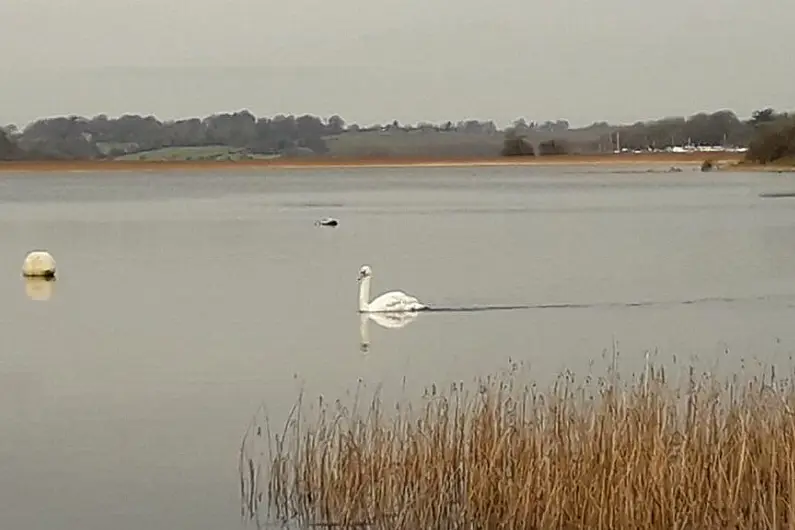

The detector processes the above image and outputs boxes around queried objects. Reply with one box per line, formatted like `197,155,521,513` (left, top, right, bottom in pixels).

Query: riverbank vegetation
240,358,795,529
744,112,795,165
2,107,790,162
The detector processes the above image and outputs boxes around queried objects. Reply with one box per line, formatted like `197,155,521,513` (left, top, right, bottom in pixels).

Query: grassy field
324,129,505,158
111,131,507,161
240,358,795,529
113,145,280,161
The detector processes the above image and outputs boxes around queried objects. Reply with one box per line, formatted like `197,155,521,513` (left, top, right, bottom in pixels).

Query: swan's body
22,250,56,279
357,265,427,313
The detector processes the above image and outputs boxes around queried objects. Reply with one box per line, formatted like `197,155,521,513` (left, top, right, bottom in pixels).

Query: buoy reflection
24,277,56,301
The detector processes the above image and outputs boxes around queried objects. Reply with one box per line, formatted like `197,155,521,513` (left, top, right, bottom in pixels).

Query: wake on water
418,292,795,313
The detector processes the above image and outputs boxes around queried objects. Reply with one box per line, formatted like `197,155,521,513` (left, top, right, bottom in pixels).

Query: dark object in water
315,217,339,227
759,192,795,198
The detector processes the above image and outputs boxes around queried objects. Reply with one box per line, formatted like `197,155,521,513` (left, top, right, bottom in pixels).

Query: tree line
1,108,793,163
1,112,348,160
743,111,795,164
500,108,794,164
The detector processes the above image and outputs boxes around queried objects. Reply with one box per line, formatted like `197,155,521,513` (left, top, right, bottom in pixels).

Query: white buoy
22,250,56,279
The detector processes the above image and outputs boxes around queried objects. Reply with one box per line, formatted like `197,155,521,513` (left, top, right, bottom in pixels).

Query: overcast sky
1,0,792,127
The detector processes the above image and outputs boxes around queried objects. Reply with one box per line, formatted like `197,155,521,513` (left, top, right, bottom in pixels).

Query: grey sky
1,0,792,127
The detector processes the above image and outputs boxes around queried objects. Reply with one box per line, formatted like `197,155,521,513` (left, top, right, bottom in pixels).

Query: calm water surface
1,165,795,529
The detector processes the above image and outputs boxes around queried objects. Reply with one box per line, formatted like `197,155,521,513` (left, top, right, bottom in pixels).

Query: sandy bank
717,161,795,173
0,152,746,173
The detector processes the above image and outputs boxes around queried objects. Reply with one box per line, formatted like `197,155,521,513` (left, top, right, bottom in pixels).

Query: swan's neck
358,277,371,312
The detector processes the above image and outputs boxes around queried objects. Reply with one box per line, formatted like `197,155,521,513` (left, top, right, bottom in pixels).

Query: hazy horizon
1,0,793,128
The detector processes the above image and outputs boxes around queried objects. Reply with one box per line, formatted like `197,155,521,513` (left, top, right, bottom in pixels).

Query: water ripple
424,293,795,313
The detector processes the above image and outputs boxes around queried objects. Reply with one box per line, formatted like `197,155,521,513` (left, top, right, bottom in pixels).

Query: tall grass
240,357,795,529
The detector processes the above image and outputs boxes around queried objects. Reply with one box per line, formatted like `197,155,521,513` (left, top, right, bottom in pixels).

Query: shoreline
0,152,758,173
717,160,795,173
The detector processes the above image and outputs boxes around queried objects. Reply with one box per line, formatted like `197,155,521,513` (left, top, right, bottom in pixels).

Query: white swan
357,264,427,313
22,250,56,279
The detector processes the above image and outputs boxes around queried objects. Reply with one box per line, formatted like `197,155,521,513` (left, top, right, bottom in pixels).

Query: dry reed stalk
241,358,795,529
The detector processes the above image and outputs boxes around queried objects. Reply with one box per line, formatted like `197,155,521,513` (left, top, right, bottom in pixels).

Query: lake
1,164,795,530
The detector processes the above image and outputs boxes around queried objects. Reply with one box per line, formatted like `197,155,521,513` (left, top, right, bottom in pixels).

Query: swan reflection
359,311,420,353
23,277,56,301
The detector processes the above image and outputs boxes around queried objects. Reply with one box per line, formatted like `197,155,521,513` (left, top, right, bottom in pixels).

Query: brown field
0,151,747,173
241,360,795,529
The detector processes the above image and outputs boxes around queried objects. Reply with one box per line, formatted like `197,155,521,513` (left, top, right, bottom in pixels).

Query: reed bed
240,357,795,529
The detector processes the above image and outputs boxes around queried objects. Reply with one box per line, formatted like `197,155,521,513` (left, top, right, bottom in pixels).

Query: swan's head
357,265,372,282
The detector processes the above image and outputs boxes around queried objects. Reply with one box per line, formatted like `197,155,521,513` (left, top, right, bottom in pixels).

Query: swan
357,265,427,313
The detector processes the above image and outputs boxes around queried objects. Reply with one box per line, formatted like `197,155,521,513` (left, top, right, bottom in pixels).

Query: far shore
0,151,767,173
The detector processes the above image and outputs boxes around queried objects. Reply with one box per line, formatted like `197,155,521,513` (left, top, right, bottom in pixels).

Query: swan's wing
396,294,427,311
368,293,404,312
369,291,427,312
369,291,412,312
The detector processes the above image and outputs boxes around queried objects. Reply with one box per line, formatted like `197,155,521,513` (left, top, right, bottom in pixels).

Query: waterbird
357,264,427,313
314,217,339,227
